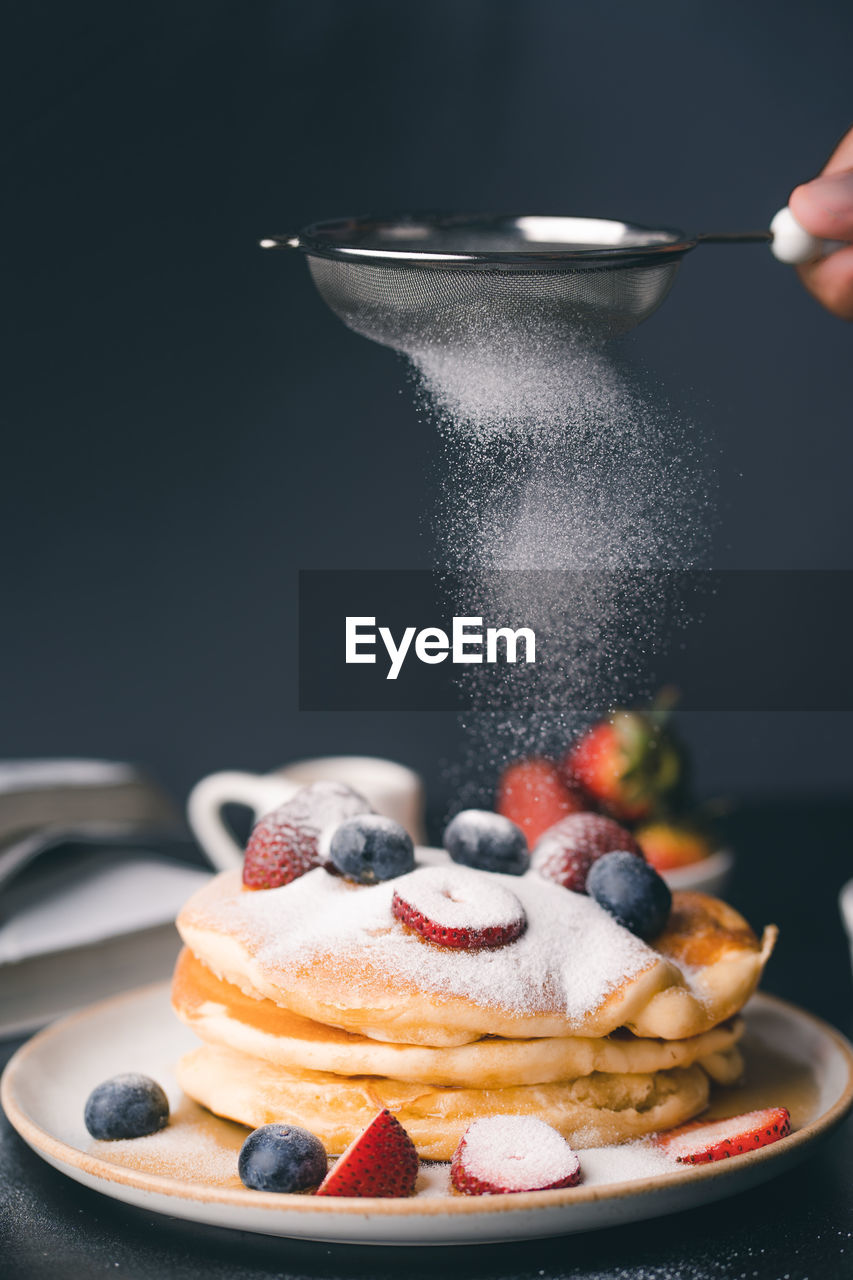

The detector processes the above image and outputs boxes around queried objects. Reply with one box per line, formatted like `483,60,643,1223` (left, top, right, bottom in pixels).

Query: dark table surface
2,796,852,1280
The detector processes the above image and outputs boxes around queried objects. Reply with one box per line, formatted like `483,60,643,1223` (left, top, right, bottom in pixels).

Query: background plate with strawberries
2,983,851,1246
496,704,737,899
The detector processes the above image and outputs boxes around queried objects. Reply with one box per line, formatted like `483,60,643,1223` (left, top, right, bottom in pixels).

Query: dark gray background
2,0,851,810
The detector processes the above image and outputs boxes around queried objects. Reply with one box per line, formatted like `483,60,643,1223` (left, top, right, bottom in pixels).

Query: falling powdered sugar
407,325,712,795
412,333,635,440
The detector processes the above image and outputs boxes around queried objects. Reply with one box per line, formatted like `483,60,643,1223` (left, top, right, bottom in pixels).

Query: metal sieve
261,208,828,351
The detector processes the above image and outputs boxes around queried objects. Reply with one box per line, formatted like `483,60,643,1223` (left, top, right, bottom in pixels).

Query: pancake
176,1043,712,1160
696,1046,744,1086
176,857,776,1047
172,947,745,1087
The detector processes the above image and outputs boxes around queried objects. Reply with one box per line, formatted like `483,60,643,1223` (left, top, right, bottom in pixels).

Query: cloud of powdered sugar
407,329,713,815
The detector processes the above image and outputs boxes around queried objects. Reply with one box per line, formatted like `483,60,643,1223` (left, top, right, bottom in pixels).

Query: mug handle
186,771,297,872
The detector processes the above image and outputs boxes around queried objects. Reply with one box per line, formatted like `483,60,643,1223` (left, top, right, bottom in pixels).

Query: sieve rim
274,213,697,272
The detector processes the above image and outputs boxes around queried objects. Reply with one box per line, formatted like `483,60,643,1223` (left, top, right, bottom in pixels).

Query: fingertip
788,182,831,237
789,172,853,240
796,245,853,321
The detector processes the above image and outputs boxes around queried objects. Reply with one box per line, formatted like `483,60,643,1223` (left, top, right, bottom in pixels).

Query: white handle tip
770,206,824,265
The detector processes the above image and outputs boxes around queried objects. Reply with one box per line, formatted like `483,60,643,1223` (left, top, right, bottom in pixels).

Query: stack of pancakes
172,854,776,1160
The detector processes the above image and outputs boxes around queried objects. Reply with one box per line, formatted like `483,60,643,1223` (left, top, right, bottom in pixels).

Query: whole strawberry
564,707,685,823
496,758,587,847
242,781,371,889
531,811,642,893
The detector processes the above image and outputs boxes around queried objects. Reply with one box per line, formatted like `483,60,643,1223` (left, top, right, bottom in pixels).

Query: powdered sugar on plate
90,1100,245,1187
184,851,658,1024
92,1112,675,1199
573,1137,677,1185
399,1141,677,1200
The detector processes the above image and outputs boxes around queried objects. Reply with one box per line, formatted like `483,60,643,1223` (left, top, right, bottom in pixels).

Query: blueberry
443,810,529,876
238,1123,327,1192
327,814,415,884
84,1073,169,1140
586,851,672,939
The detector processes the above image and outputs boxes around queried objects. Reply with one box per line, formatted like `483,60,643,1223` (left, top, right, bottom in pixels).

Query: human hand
788,126,853,320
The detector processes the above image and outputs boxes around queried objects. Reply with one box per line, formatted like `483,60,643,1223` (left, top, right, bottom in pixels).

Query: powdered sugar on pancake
180,851,657,1024
394,865,525,932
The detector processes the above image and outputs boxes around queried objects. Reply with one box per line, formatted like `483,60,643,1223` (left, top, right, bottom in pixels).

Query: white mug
187,755,425,872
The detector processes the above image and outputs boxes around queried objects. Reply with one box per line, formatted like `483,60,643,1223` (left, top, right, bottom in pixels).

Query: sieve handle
259,235,300,250
696,230,772,244
699,208,844,265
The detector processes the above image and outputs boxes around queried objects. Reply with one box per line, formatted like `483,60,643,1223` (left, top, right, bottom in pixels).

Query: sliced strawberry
565,710,684,823
242,781,371,889
655,1107,791,1164
497,758,588,847
451,1116,581,1195
636,821,713,872
315,1109,418,1198
392,866,526,950
531,811,642,893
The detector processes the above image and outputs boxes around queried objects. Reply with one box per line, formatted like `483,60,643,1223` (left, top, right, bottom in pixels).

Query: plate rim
2,983,852,1221
660,846,733,887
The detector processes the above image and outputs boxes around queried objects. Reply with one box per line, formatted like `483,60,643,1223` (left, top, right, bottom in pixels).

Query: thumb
789,170,853,241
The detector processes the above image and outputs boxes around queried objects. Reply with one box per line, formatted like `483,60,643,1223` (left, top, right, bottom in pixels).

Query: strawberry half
451,1116,581,1195
531,811,642,893
496,758,588,848
392,866,526,950
655,1107,791,1164
315,1109,418,1198
242,781,371,889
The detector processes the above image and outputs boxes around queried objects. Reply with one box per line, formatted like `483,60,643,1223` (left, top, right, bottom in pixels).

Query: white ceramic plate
660,847,733,897
2,984,851,1246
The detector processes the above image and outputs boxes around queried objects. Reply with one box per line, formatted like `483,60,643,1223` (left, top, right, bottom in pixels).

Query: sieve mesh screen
307,256,682,350
280,214,693,350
